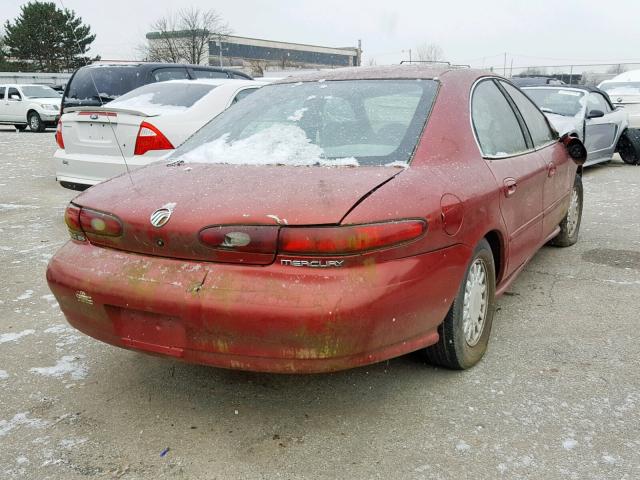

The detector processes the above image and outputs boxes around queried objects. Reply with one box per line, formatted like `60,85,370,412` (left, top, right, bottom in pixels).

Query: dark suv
61,63,252,113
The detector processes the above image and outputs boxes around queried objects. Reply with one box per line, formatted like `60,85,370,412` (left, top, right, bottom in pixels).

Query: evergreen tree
4,1,95,72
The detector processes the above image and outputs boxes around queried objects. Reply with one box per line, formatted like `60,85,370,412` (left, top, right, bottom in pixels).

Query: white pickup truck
0,84,61,132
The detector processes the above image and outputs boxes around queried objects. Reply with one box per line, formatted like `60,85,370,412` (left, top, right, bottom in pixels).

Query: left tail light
55,120,64,149
278,220,427,255
64,204,123,241
134,121,174,156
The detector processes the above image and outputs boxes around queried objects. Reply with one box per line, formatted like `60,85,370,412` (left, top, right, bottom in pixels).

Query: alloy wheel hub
463,258,488,347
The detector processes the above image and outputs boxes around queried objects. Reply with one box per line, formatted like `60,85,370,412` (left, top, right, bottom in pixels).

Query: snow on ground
29,355,88,381
0,329,35,344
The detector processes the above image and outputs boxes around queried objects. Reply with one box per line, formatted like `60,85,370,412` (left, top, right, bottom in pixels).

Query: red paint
46,67,580,373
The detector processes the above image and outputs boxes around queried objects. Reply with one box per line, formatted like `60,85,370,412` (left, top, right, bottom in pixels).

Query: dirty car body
46,66,582,373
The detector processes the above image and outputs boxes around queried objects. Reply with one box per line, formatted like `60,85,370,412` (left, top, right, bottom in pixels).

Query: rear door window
0,86,5,100
152,68,190,82
500,82,556,147
471,80,528,157
192,69,228,79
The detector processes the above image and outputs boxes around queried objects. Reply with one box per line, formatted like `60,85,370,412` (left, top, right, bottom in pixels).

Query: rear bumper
46,241,471,373
53,149,170,187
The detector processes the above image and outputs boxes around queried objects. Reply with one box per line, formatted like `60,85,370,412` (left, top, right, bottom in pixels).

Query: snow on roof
609,69,640,82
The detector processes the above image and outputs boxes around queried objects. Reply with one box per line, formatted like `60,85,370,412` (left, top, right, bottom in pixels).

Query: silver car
522,85,633,166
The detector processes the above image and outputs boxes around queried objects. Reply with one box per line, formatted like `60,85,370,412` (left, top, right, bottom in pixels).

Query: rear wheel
14,124,27,132
617,129,640,165
424,239,496,369
28,112,45,132
551,174,583,247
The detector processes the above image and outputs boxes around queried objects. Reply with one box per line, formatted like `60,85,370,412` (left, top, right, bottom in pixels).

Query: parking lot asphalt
0,125,639,479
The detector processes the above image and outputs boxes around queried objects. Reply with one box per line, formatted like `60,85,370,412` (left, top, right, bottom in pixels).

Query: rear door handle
547,162,557,177
503,178,517,197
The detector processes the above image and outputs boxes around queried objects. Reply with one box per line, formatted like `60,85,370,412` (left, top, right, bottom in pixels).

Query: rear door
499,81,570,238
472,79,547,278
585,92,618,160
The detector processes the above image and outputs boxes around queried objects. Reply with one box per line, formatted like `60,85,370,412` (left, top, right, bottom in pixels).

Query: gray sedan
522,85,633,166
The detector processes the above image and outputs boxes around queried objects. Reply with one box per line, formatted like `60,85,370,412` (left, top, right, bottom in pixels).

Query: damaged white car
523,85,638,166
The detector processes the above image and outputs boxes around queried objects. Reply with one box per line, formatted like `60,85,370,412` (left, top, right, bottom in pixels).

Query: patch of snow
0,370,8,380
455,440,471,452
29,355,88,381
0,203,39,211
15,289,34,301
384,161,409,168
59,437,88,449
178,124,359,167
0,413,49,437
0,329,35,344
287,107,308,121
562,438,578,450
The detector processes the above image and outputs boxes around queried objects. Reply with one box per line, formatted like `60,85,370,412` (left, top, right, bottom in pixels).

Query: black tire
28,112,45,132
617,129,640,165
14,124,27,132
551,174,583,247
424,239,496,369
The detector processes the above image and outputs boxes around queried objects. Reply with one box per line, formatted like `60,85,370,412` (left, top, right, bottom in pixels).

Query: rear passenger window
0,87,4,100
153,68,189,82
471,80,527,157
500,82,556,147
193,69,228,79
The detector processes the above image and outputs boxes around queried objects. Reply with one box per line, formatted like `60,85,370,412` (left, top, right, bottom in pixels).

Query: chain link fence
486,62,640,86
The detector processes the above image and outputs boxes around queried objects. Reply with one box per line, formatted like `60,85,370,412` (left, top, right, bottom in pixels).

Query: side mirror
9,94,21,101
560,134,587,165
587,109,604,119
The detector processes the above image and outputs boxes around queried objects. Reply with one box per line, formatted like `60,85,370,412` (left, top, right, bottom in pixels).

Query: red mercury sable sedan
46,66,586,373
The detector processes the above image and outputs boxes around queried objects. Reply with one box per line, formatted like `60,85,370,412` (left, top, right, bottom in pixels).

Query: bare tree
146,7,231,64
415,43,444,62
367,57,377,66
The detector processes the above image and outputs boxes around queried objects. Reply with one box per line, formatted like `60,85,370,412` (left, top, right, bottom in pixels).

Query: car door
584,92,618,161
499,81,570,238
472,79,547,278
5,87,25,122
0,86,6,121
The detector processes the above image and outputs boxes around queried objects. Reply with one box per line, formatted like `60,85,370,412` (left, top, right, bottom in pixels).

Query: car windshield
524,88,586,117
600,81,640,96
21,85,60,98
109,82,216,113
170,79,438,167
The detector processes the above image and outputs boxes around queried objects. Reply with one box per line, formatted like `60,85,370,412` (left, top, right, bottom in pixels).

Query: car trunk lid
72,162,402,264
60,107,153,158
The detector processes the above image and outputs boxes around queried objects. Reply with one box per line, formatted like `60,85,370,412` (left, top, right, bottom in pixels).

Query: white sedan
0,84,61,132
54,79,265,190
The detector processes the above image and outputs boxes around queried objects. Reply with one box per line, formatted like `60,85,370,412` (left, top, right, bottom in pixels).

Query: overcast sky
2,0,640,71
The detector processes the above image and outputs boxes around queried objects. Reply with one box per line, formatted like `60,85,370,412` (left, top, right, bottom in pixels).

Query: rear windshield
524,88,586,117
21,85,60,98
170,79,438,167
600,81,640,96
65,66,145,106
109,82,216,113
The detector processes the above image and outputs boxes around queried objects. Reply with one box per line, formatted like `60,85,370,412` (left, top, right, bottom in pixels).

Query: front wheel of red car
424,239,496,369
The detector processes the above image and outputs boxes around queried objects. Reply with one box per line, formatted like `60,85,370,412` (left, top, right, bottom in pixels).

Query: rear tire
617,129,640,165
424,239,496,369
551,174,583,247
28,112,45,132
14,124,27,132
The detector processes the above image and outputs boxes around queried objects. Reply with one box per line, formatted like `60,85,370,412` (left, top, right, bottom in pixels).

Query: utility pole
409,48,412,63
503,52,507,76
218,34,223,67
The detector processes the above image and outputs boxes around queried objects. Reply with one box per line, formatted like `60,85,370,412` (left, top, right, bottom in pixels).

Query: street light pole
218,34,223,67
